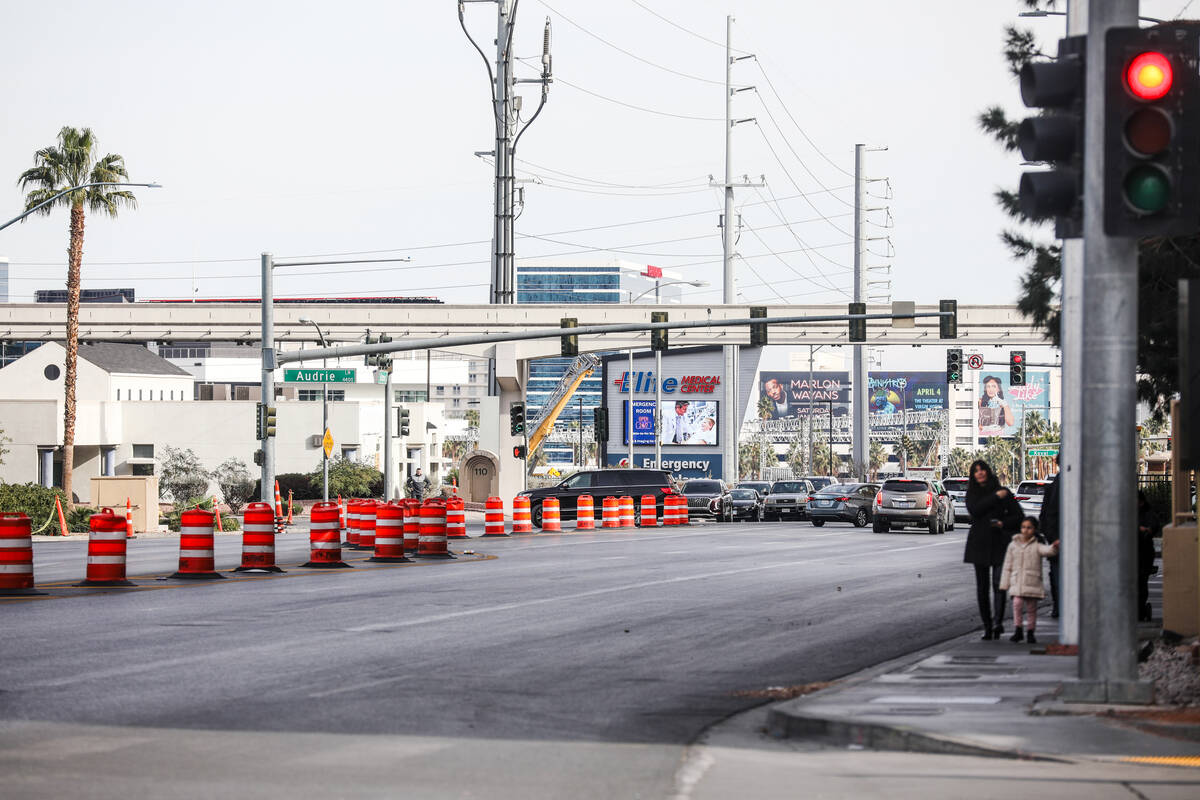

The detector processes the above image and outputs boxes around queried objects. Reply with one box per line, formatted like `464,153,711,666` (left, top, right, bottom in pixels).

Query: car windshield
1017,482,1047,496
771,482,806,493
684,480,722,494
943,479,969,493
730,489,757,499
817,484,853,495
882,480,929,493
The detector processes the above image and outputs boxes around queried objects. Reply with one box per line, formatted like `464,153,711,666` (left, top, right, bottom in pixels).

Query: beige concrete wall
90,476,160,532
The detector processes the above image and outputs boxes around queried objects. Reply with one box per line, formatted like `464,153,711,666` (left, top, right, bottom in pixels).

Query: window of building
116,389,121,401
298,389,346,402
159,390,164,401
452,385,461,395
132,444,154,459
955,436,975,446
132,463,154,476
956,419,973,427
395,390,427,403
956,401,973,410
451,398,461,407
436,385,445,396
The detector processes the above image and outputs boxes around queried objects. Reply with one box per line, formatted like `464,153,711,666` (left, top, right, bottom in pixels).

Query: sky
0,1,1188,342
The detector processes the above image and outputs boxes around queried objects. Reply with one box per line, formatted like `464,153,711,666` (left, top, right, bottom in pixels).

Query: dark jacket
1137,504,1161,577
1039,474,1060,545
965,483,1023,566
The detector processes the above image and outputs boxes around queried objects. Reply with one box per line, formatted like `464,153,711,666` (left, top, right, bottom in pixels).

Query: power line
549,73,722,121
754,61,855,178
754,125,854,239
627,0,744,52
753,91,854,208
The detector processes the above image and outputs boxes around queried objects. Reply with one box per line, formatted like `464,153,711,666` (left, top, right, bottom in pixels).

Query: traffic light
509,402,525,436
378,334,392,370
1009,351,1027,386
398,407,410,437
848,302,866,342
946,348,963,384
255,402,265,439
253,448,264,466
749,306,767,347
513,445,527,460
264,405,277,437
560,317,578,358
363,331,377,366
1016,35,1086,238
593,406,608,443
939,299,957,339
651,311,668,352
1104,25,1200,237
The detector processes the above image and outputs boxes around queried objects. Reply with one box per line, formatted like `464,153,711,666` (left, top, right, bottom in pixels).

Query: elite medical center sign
614,372,721,394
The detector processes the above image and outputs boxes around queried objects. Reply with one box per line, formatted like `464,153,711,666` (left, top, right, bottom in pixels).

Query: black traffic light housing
848,302,866,343
593,406,608,443
1104,24,1200,238
651,311,668,352
1017,35,1086,238
1180,280,1200,468
363,330,377,366
1009,351,1027,386
938,300,958,339
561,317,578,358
509,402,525,436
946,348,963,385
398,407,410,437
749,306,767,347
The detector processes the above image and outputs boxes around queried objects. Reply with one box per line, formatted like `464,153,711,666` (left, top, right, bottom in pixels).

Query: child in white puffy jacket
999,517,1060,644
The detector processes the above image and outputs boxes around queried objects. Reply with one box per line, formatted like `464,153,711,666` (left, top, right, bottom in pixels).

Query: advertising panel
977,370,1050,441
623,399,719,446
605,452,723,480
757,371,850,419
867,372,948,416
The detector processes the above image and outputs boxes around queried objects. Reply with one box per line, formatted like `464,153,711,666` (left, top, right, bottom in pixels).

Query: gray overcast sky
0,1,1186,309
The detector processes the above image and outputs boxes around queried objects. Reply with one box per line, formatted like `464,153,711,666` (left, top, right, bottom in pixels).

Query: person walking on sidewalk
1038,455,1061,617
999,516,1060,643
1136,490,1162,622
406,468,431,501
965,459,1023,640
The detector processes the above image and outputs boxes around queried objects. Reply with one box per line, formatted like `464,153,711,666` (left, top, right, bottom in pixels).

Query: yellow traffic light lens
1126,52,1173,100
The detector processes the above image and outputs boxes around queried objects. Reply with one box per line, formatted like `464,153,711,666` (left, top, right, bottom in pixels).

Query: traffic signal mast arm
278,309,958,365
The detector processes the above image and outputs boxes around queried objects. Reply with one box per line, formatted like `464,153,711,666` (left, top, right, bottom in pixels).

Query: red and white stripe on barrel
445,497,468,538
0,513,36,594
302,501,351,568
484,496,507,536
344,499,363,548
541,497,562,531
369,502,410,563
416,498,455,559
235,501,283,572
618,496,636,528
662,495,682,526
511,496,532,533
601,496,620,528
639,494,657,528
170,508,225,580
75,508,135,587
356,500,377,551
402,499,421,552
575,495,595,530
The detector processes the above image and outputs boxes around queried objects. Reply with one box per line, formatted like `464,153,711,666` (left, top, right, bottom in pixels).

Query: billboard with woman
977,371,1050,441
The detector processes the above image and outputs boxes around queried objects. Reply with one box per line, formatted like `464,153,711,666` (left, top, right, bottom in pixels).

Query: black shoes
1027,631,1038,644
1010,626,1024,643
982,628,995,641
992,625,1004,639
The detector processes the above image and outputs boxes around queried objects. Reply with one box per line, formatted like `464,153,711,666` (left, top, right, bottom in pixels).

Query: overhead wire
627,0,747,53
753,60,855,178
754,124,854,240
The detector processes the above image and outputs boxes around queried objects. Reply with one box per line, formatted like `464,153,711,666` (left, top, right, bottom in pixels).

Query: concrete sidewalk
766,613,1200,763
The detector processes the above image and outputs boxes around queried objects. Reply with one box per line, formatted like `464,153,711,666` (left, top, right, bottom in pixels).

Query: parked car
517,468,677,528
943,477,970,521
681,479,730,520
736,480,772,499
800,476,836,491
726,488,765,522
764,479,816,521
808,482,880,528
871,478,954,534
1014,480,1053,517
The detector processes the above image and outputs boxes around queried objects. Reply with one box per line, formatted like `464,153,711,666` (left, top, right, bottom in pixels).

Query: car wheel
811,519,825,527
927,515,940,535
531,503,544,529
854,508,868,528
765,513,776,522
872,518,889,534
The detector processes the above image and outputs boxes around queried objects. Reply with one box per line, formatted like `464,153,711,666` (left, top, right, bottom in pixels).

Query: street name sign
283,368,356,383
1027,447,1059,457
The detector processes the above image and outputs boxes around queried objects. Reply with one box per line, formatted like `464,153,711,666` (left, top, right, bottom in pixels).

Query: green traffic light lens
1123,165,1170,213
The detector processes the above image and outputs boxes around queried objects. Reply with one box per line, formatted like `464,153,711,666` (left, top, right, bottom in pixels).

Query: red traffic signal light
1012,353,1024,364
513,445,527,459
1126,52,1172,100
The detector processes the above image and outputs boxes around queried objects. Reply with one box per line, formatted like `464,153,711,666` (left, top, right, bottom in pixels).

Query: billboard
868,372,948,416
623,400,719,446
977,370,1050,441
758,371,850,419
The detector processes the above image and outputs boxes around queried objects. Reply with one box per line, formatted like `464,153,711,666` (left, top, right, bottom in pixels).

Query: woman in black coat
1136,490,1161,621
964,459,1024,639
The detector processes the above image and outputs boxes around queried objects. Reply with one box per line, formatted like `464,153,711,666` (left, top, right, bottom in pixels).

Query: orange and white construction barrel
445,497,468,538
356,500,377,551
343,499,362,548
679,494,690,525
402,499,421,552
234,501,283,572
618,496,636,528
541,497,562,531
301,501,351,568
575,495,595,530
662,495,682,526
75,508,135,587
484,496,507,537
369,502,411,563
601,496,620,528
416,498,454,559
639,494,658,528
0,513,41,595
511,496,533,534
169,508,225,580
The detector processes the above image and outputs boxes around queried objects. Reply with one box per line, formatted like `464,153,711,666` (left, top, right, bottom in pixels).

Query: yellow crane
528,354,601,455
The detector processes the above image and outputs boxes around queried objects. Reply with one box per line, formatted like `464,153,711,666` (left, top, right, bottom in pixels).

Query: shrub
1140,480,1173,524
64,505,100,533
0,482,68,533
276,472,321,501
308,457,382,499
213,458,256,515
159,446,211,503
165,496,240,532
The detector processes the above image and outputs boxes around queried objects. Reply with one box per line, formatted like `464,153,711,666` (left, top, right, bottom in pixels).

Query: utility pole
852,144,869,483
714,16,762,484
260,253,275,503
1064,0,1151,703
383,367,394,501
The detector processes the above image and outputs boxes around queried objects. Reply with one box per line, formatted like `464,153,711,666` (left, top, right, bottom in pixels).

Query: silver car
764,479,815,521
943,477,970,521
1014,480,1052,517
871,478,953,534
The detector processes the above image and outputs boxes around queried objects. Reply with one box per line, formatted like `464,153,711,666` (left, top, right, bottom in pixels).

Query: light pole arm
0,182,161,233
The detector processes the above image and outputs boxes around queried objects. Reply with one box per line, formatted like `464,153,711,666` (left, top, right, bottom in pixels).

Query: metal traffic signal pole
260,253,276,503
1067,0,1150,703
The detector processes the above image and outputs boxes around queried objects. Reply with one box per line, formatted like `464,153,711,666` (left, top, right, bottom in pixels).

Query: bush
1141,480,1173,524
159,446,211,503
213,458,256,515
276,472,321,501
308,457,383,499
0,482,68,532
165,496,240,532
64,505,100,533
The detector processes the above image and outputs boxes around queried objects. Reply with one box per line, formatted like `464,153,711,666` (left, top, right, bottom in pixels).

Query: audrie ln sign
283,368,357,383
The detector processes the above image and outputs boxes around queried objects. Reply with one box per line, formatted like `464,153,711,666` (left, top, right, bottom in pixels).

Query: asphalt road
2,520,983,797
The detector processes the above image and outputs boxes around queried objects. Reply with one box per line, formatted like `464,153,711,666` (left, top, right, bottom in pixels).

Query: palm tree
868,439,885,480
18,127,138,504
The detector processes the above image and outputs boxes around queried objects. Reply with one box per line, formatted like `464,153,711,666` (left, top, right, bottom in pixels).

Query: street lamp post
625,279,708,470
299,317,330,502
0,182,162,233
